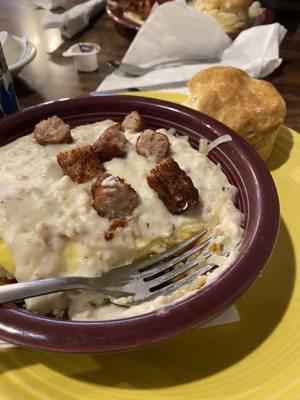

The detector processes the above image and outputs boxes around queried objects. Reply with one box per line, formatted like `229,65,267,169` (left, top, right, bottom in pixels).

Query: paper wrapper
32,0,65,10
42,0,105,38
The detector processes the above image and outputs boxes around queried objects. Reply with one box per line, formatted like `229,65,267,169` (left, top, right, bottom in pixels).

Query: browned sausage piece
92,124,128,162
104,219,128,241
92,173,139,219
57,145,104,183
0,277,16,285
147,157,199,214
122,111,146,133
34,115,72,145
136,129,170,161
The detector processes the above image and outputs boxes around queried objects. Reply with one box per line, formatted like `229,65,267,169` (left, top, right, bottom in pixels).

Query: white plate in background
8,37,37,77
0,32,37,77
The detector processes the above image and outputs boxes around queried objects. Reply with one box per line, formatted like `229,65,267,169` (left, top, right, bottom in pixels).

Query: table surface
1,0,300,131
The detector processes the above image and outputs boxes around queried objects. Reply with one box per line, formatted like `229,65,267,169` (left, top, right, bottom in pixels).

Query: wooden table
1,0,300,131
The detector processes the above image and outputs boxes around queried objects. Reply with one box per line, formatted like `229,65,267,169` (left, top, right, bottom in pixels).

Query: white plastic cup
63,42,100,72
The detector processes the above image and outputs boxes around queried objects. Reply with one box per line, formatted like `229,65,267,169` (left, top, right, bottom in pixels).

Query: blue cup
0,43,19,117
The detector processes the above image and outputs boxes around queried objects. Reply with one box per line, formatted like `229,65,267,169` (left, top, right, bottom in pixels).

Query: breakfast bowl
0,95,279,353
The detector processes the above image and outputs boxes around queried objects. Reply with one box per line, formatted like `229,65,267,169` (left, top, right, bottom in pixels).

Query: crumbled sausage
136,129,170,160
34,115,72,145
210,242,219,253
147,157,199,214
92,173,139,219
92,124,128,162
0,277,16,285
104,219,128,241
122,111,146,132
57,145,104,183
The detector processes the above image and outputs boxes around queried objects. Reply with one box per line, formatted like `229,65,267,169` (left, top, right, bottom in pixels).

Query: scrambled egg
0,223,202,279
0,239,15,276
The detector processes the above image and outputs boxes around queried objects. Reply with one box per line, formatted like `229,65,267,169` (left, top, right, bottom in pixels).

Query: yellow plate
0,92,299,400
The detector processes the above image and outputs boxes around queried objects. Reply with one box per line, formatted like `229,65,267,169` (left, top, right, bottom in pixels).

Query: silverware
0,229,217,307
90,80,188,95
106,58,205,77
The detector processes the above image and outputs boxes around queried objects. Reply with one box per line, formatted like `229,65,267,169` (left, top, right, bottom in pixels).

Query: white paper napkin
123,0,231,67
42,0,105,38
200,305,240,329
32,0,65,10
97,0,286,93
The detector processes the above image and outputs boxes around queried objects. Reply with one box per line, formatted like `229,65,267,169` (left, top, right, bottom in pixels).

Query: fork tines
122,229,219,305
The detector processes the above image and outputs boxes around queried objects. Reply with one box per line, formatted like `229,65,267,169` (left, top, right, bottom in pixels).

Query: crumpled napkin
200,305,240,329
42,0,105,38
97,0,286,93
0,31,27,67
32,0,65,10
123,0,231,67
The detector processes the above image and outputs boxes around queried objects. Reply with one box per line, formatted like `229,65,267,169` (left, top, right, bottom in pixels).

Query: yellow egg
0,224,203,278
62,241,90,273
0,239,15,275
174,224,203,242
135,224,202,258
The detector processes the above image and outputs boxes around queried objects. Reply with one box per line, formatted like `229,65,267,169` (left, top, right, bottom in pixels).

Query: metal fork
106,58,207,77
0,229,217,307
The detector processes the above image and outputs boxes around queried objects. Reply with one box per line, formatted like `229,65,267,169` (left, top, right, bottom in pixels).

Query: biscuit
184,66,286,161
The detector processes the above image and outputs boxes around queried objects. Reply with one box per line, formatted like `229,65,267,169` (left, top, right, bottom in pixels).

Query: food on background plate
124,0,153,25
107,0,264,34
190,0,264,34
184,66,286,161
107,0,154,26
0,111,243,321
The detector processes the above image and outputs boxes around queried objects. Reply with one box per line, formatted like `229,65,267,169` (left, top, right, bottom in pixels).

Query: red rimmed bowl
0,96,279,353
106,1,274,35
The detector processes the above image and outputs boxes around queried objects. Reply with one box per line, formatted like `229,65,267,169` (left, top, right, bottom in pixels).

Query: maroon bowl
0,95,279,353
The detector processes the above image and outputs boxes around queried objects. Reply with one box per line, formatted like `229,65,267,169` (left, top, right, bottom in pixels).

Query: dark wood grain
1,0,300,130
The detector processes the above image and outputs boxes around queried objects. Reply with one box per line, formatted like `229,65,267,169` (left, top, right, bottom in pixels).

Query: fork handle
0,277,92,305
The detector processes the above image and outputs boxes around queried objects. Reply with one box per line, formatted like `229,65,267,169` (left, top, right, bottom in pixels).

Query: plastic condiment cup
63,42,100,72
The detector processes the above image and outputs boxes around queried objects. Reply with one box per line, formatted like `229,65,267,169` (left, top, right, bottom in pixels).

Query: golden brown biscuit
184,66,286,161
